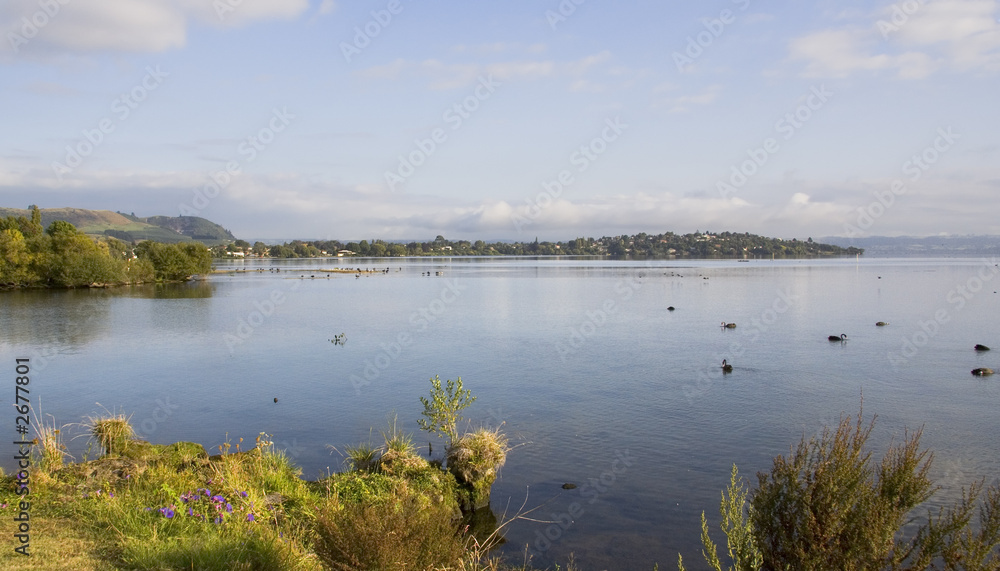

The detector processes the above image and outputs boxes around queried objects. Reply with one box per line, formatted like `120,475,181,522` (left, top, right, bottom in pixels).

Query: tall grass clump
343,442,380,473
32,406,72,475
81,406,135,457
448,427,509,511
314,484,467,571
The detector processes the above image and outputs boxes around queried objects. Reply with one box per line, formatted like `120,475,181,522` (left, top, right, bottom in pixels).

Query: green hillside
0,207,236,246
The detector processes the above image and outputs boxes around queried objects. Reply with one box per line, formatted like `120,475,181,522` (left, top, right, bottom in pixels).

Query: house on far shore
337,250,355,257
227,251,245,258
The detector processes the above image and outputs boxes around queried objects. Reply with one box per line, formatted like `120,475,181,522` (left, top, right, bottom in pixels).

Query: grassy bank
0,409,543,571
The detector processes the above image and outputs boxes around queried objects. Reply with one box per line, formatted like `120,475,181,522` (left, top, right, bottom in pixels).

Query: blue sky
2,0,998,241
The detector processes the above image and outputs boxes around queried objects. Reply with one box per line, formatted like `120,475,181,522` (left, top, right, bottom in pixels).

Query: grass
80,405,135,457
448,427,511,511
0,409,567,571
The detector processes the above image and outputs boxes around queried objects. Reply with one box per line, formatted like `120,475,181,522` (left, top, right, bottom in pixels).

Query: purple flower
188,508,193,517
240,491,248,498
161,508,175,519
214,516,222,524
246,513,255,522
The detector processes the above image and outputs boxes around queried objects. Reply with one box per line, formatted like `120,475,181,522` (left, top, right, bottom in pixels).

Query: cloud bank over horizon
2,0,998,241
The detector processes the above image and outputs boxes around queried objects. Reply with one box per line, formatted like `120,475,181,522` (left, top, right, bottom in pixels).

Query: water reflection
123,280,215,299
0,288,112,348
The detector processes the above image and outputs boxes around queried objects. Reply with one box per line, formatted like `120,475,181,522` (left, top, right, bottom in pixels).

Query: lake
2,256,999,570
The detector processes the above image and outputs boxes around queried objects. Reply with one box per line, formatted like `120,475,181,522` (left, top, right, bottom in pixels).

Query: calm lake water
2,256,999,570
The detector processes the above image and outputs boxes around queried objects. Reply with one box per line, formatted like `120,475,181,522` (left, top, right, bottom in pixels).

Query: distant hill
819,235,1000,258
0,207,236,246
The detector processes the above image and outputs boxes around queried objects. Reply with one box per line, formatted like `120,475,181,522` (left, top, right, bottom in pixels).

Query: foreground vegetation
2,377,523,571
680,408,1000,571
0,207,212,287
5,384,997,570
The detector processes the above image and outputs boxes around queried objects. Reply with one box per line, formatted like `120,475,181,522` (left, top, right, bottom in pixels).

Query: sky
1,0,998,242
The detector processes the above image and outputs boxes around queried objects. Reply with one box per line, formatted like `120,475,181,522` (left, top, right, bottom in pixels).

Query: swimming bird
667,306,675,311
721,322,736,328
875,322,888,326
273,397,278,403
975,344,990,351
829,334,847,341
971,368,994,376
722,359,733,372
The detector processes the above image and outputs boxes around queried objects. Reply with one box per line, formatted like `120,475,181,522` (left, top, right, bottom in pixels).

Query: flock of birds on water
712,319,996,377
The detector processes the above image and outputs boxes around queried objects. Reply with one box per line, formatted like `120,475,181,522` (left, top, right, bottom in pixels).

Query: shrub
314,485,467,571
680,410,1000,571
418,375,476,448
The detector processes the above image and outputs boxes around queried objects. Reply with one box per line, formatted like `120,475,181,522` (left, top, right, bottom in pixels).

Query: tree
680,410,1000,571
252,241,268,256
417,375,476,449
135,241,211,281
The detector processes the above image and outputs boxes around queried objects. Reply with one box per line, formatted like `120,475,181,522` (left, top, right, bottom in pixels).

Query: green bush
314,485,467,571
681,410,1000,571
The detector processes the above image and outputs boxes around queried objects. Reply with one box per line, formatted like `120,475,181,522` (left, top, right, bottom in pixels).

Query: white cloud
1,0,309,58
656,84,722,113
789,0,1000,78
357,52,610,90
